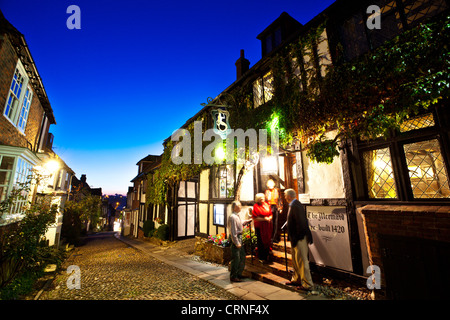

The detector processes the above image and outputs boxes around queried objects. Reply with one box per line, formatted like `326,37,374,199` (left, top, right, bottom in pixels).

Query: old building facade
137,0,449,299
0,10,75,247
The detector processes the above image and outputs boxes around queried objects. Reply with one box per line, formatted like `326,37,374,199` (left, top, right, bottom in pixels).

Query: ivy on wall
229,15,450,163
146,14,450,205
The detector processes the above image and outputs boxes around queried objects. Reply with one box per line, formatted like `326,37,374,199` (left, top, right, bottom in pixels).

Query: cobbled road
39,233,239,300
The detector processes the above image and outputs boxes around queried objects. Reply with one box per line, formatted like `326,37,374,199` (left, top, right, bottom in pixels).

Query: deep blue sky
0,0,335,195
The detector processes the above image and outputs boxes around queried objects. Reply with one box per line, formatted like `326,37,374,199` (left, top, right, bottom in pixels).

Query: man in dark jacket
285,189,314,291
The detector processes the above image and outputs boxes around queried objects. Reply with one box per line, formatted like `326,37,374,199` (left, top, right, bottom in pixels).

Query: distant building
129,154,161,238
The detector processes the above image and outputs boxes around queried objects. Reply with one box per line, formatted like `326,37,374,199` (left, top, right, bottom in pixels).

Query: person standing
252,193,272,263
264,179,281,243
228,201,251,282
284,189,314,291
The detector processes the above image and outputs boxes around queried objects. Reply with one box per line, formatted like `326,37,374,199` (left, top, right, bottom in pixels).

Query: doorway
176,180,198,239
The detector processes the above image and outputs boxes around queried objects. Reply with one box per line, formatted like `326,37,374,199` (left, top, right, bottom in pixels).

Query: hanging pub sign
211,108,231,139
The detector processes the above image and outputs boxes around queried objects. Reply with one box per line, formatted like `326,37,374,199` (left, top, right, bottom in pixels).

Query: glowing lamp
261,156,278,175
215,145,226,161
44,159,60,173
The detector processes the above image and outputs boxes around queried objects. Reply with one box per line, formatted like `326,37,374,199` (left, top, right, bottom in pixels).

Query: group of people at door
228,178,315,291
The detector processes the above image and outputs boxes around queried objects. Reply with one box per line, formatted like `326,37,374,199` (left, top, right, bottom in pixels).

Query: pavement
115,233,327,300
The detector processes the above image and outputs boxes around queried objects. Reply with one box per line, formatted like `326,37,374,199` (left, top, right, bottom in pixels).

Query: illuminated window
253,71,274,108
403,139,450,198
402,0,448,28
3,61,33,132
212,164,234,199
399,113,435,132
213,204,225,226
363,147,398,199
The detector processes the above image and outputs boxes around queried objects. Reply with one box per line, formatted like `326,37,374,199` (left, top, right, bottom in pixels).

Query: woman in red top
252,193,272,263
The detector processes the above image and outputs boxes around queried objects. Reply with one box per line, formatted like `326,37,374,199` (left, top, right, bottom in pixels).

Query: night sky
0,0,335,195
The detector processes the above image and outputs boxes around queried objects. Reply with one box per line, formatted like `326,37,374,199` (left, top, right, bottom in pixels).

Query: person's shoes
230,277,242,282
295,285,317,293
238,275,248,280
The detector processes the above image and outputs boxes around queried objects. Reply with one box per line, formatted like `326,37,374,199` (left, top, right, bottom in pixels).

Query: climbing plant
228,15,450,163
146,14,450,204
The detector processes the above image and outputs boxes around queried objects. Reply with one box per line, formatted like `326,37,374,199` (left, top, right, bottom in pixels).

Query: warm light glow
215,145,226,161
44,159,60,173
261,156,278,175
269,113,279,132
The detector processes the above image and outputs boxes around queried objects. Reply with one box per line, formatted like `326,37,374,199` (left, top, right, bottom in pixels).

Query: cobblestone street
38,233,239,300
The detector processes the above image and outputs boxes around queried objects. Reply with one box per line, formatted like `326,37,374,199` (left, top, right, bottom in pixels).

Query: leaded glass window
399,113,435,132
363,147,398,199
212,164,235,199
403,139,450,198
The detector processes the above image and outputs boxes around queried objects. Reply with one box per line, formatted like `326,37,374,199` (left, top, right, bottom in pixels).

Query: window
403,139,450,199
263,27,282,56
402,0,448,28
0,155,15,202
0,155,34,224
212,164,235,199
10,157,33,215
253,71,274,108
363,147,398,199
339,0,448,61
358,109,450,201
3,61,33,132
213,204,225,226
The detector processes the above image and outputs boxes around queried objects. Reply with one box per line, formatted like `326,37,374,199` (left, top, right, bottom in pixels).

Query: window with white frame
0,155,15,202
0,155,34,224
213,204,225,226
3,60,33,133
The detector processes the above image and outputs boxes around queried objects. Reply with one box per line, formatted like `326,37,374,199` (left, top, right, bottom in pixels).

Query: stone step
245,255,292,280
271,249,293,266
243,256,298,293
272,234,292,253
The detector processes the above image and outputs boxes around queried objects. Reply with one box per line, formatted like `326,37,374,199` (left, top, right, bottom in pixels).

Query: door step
243,256,299,292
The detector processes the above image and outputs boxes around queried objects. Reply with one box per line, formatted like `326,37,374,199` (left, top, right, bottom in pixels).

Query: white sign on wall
307,206,353,272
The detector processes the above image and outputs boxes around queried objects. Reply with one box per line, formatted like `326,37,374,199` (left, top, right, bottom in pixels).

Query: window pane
253,78,263,108
0,156,14,170
213,204,225,226
18,87,32,132
0,171,11,185
263,71,274,103
400,113,435,132
363,148,398,198
213,165,234,198
339,11,370,61
403,139,450,198
368,0,404,49
402,0,448,28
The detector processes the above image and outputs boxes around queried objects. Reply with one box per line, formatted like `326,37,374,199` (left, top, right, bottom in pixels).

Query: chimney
80,174,87,184
235,49,250,80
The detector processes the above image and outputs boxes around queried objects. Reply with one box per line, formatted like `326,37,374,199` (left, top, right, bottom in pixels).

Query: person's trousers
230,241,246,279
291,238,314,289
255,227,270,261
270,205,279,242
